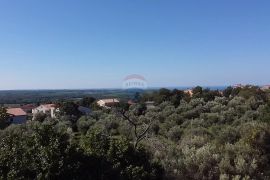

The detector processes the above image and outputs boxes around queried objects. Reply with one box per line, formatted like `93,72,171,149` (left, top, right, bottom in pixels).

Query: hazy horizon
1,0,270,90
0,85,266,91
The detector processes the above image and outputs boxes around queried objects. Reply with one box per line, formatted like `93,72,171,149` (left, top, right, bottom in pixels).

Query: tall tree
60,102,81,117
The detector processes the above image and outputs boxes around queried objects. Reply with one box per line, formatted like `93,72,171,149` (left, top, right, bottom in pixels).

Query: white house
7,108,27,124
32,104,58,118
97,99,120,108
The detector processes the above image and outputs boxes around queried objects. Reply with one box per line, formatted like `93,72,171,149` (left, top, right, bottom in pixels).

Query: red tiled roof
7,108,27,116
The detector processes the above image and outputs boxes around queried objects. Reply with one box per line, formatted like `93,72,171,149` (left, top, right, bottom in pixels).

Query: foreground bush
0,122,163,180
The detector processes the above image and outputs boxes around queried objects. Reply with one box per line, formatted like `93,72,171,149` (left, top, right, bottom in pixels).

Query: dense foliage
1,86,270,179
0,122,162,180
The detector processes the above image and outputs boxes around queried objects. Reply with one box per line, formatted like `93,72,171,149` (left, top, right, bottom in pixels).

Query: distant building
184,89,193,96
97,99,120,108
128,100,136,105
7,108,27,124
145,101,155,109
232,84,245,89
32,104,58,118
78,106,92,115
261,85,270,91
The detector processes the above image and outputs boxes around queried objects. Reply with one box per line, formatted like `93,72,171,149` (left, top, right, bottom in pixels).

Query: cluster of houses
6,103,59,124
4,98,121,125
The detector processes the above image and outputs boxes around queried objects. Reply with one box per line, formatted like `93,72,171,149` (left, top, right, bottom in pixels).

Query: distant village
5,98,117,125
3,84,270,126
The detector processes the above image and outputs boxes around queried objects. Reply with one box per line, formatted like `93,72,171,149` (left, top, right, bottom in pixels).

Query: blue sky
0,0,269,89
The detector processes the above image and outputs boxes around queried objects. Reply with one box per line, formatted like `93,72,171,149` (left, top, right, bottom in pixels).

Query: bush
80,129,164,180
167,126,183,142
0,122,82,179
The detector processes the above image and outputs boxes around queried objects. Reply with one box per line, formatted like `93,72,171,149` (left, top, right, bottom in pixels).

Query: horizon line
0,84,265,91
